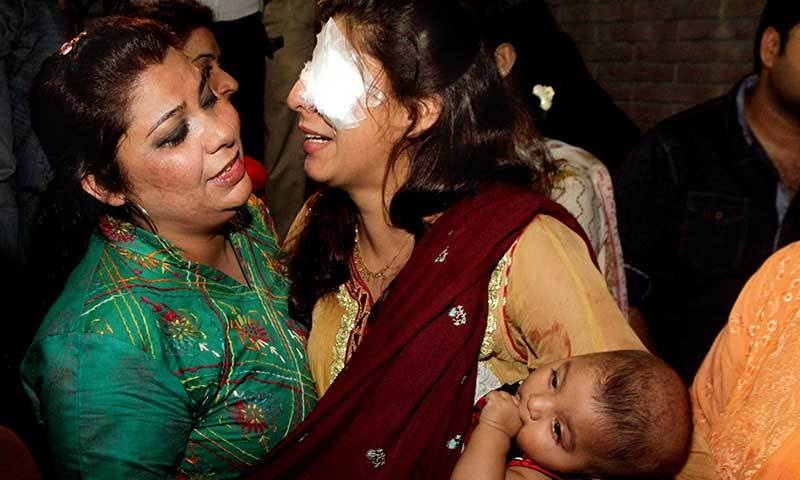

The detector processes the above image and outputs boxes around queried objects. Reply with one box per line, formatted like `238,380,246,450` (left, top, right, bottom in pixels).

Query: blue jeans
0,0,63,266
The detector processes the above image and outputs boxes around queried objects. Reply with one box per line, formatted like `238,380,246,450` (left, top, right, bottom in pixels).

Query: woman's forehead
126,49,198,127
182,27,220,59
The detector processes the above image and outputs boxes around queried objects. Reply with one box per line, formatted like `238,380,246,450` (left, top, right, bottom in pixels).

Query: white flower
532,84,556,112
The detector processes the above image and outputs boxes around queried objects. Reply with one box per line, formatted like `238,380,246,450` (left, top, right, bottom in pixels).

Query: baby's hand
479,390,522,439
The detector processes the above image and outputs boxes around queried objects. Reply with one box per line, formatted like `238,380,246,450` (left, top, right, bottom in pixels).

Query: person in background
481,0,640,174
689,240,800,479
545,141,629,318
0,0,63,467
453,350,691,480
615,0,800,382
122,0,270,198
263,0,317,239
482,2,630,316
196,0,268,164
21,17,315,478
0,0,63,268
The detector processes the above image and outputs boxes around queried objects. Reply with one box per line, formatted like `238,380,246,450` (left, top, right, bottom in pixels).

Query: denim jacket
614,77,800,381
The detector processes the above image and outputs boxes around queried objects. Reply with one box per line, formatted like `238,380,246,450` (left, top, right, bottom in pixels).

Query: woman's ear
81,173,126,206
494,42,517,78
408,95,442,138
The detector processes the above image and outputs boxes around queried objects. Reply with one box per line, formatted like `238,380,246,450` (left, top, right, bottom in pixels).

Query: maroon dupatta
247,183,590,479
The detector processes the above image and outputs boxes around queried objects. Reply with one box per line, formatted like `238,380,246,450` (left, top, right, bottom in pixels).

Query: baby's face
515,356,603,476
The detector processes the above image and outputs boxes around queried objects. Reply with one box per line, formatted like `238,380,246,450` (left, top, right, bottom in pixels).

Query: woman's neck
350,187,407,256
349,185,414,295
158,225,247,285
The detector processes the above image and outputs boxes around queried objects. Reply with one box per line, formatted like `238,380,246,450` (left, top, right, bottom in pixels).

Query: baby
452,350,692,480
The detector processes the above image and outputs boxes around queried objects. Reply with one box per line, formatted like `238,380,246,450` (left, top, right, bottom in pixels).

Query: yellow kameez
305,215,644,395
289,205,718,478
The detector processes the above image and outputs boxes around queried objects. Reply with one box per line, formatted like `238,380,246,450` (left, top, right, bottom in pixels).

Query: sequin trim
481,252,510,359
331,284,359,382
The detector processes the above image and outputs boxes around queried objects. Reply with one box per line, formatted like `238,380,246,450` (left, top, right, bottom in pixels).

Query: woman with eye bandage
20,17,315,479
242,1,654,478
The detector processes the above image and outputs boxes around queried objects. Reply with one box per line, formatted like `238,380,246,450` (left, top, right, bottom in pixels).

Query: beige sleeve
501,215,644,370
307,294,345,396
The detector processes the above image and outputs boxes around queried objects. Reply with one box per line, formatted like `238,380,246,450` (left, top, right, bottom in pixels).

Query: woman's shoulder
489,214,593,302
35,237,112,335
496,212,641,359
513,214,591,258
493,213,598,326
546,137,601,169
32,235,168,353
759,241,800,277
241,195,283,246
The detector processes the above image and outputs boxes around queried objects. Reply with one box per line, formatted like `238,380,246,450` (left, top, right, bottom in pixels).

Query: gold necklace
353,225,411,281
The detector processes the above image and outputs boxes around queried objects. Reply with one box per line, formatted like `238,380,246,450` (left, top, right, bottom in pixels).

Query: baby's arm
452,391,548,480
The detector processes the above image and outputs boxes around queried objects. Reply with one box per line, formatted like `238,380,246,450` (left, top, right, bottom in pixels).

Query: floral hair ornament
58,31,87,56
532,84,555,112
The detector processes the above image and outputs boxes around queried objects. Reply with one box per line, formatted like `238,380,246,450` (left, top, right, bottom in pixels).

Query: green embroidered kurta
21,197,316,479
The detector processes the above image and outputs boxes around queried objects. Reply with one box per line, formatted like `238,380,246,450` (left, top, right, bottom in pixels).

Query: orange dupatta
691,241,800,480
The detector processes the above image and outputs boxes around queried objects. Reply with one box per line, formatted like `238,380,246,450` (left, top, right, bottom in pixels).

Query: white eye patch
298,18,384,130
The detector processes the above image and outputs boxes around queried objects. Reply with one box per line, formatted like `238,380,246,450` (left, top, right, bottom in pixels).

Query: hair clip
58,31,87,56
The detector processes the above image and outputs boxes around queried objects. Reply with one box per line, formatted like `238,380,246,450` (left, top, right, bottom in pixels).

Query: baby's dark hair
587,350,692,479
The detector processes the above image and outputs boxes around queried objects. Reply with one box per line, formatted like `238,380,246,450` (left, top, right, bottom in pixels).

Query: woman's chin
222,175,254,210
304,160,333,186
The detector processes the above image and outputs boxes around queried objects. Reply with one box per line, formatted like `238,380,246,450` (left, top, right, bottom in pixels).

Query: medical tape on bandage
298,18,384,130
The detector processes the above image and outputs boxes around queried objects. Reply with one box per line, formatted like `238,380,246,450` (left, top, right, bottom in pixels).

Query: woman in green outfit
20,17,315,479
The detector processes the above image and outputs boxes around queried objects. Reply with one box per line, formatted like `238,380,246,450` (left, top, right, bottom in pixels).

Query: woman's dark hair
288,0,556,325
29,16,175,318
478,0,562,126
118,0,215,46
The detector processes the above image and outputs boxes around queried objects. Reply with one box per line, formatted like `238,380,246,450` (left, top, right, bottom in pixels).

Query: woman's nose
204,102,238,154
212,68,239,98
287,79,315,114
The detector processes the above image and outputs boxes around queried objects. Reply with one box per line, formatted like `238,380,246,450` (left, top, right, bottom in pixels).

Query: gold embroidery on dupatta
331,284,359,382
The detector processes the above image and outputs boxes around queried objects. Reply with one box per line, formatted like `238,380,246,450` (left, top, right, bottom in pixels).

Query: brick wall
545,0,766,130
